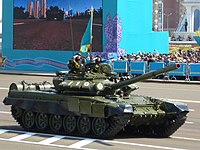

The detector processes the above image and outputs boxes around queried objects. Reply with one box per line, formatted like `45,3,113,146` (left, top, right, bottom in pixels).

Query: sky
14,0,102,13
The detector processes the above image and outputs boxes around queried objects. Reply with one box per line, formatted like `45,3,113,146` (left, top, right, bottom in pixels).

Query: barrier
189,63,200,77
111,61,200,80
168,63,186,77
113,60,128,73
149,62,164,71
130,61,146,75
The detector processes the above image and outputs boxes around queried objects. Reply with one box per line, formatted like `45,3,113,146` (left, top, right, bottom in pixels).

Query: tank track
150,113,187,137
100,114,131,138
121,113,187,138
11,106,131,139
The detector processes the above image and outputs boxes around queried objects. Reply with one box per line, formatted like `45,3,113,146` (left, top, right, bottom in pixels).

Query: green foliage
14,7,29,19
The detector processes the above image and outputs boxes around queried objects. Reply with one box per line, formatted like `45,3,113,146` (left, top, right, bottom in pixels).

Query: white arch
182,0,200,32
194,9,200,31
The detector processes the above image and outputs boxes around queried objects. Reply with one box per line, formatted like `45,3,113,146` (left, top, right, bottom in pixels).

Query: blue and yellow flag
80,8,93,53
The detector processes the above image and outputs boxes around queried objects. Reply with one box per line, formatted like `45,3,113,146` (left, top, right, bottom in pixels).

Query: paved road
0,74,200,150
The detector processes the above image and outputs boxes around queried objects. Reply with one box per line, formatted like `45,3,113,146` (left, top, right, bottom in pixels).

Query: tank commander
68,53,86,73
92,55,103,72
94,55,102,63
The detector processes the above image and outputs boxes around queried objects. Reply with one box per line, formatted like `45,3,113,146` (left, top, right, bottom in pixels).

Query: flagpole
90,44,93,62
68,0,75,55
90,8,93,62
79,7,93,61
70,17,75,55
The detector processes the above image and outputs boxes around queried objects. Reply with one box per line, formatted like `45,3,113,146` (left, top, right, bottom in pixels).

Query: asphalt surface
14,19,102,51
0,74,200,150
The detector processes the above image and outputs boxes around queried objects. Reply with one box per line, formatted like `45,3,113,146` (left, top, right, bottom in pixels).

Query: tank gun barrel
110,64,180,91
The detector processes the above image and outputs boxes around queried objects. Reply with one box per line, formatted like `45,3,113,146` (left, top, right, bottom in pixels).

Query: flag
80,45,91,53
80,8,93,53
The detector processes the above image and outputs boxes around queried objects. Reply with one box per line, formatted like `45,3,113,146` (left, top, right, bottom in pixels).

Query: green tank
3,62,189,138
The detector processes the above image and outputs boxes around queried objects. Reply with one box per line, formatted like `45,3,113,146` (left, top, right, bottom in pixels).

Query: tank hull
3,90,188,138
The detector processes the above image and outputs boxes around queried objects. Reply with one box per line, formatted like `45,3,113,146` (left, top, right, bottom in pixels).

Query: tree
46,6,64,21
14,6,29,19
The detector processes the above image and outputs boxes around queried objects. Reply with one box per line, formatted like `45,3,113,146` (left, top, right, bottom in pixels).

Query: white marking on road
0,137,96,150
103,140,187,150
69,139,95,149
9,132,36,141
0,111,11,114
171,136,200,142
0,87,9,90
0,129,189,150
0,129,8,134
14,23,25,25
38,135,65,145
161,98,200,104
185,121,194,124
142,86,200,92
189,109,195,112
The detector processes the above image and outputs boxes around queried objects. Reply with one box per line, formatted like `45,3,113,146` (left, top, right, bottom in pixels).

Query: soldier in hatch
94,55,102,63
68,53,86,73
92,55,102,72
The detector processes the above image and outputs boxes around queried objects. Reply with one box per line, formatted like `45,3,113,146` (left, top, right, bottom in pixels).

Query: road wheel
35,112,48,130
77,116,91,135
22,111,35,129
63,115,76,134
11,106,23,119
49,114,62,132
92,118,107,137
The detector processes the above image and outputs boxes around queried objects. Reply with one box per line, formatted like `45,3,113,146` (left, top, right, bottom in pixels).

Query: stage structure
182,0,200,32
1,0,168,71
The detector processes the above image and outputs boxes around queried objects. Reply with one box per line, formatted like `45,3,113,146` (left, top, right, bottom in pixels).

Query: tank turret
52,63,113,94
53,63,180,96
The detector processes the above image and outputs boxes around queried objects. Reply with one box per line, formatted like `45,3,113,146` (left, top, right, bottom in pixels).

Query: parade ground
0,74,199,150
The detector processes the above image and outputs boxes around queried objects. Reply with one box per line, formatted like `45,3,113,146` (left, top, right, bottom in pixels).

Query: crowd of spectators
114,48,200,81
117,49,200,64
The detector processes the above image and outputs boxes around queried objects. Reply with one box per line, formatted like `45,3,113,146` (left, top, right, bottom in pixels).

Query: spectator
116,48,200,64
184,19,188,32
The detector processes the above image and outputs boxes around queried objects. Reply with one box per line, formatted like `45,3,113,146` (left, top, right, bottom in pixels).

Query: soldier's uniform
68,53,86,73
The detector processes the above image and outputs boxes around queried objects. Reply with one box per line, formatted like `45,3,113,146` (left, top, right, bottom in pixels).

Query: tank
3,62,189,138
